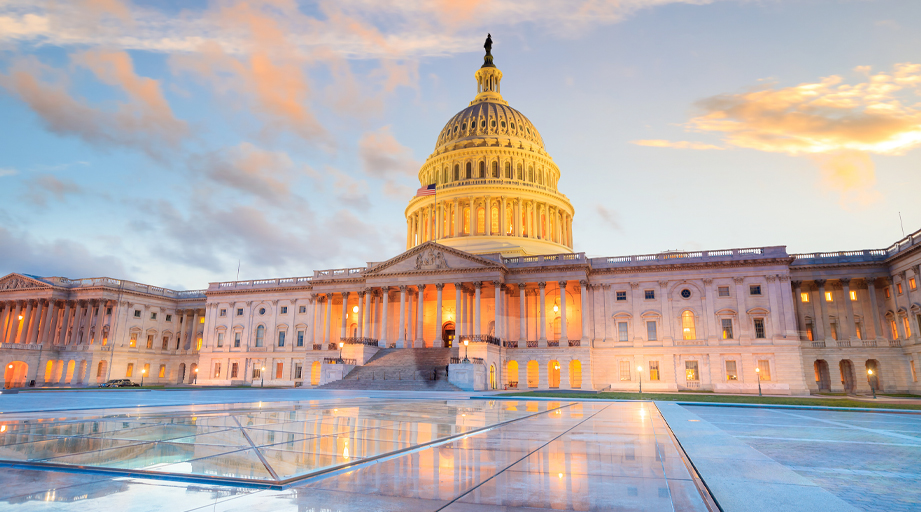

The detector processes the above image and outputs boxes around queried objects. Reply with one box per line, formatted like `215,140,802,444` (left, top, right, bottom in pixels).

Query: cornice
588,257,794,276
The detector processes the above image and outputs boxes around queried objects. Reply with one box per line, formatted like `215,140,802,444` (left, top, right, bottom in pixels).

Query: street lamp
637,366,643,394
755,367,762,396
338,341,344,363
193,367,198,384
868,368,877,399
140,368,146,387
463,338,469,363
261,366,266,387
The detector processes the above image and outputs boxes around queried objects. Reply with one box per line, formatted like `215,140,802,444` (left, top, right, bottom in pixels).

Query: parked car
98,379,141,388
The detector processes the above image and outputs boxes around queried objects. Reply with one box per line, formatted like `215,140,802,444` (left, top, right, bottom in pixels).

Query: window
800,292,809,303
855,321,863,340
722,319,734,339
134,310,141,318
297,331,304,347
619,361,631,381
718,286,730,297
299,306,306,313
648,361,660,381
891,319,899,339
281,306,288,314
749,285,762,296
294,363,303,380
278,331,285,347
753,318,766,339
616,291,627,301
129,333,137,347
680,289,691,299
644,290,655,300
904,317,912,338
806,320,814,341
912,360,918,383
757,360,772,381
217,332,224,347
255,326,265,347
885,287,891,299
162,336,169,350
213,363,221,378
911,278,917,291
166,314,172,322
685,361,699,381
825,291,833,302
234,332,241,347
126,363,134,378
237,308,244,316
231,363,239,378
646,321,657,341
725,360,738,381
220,309,226,317
830,321,838,341
618,322,629,342
276,362,283,379
199,317,204,324
898,283,903,294
681,311,696,340
146,334,154,349
107,307,112,315
253,367,262,379
143,363,150,378
158,364,165,378
150,312,157,320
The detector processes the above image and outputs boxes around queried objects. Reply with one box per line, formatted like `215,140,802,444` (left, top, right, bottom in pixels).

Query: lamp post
868,368,876,399
637,366,643,394
261,366,265,388
140,368,146,387
463,338,469,363
193,367,198,384
339,341,344,363
755,367,762,397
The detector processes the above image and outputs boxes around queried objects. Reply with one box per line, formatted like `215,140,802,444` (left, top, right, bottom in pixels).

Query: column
474,282,482,336
17,300,34,344
766,276,782,341
734,277,750,343
558,281,568,343
658,281,672,343
416,284,425,347
92,301,106,345
518,284,527,344
792,281,804,338
0,302,8,344
815,280,833,341
407,289,414,343
538,282,547,345
38,299,55,345
779,276,798,338
435,284,444,346
629,283,641,343
380,288,390,347
492,281,502,340
454,283,463,341
190,309,200,350
885,277,904,339
398,286,407,347
340,291,350,340
363,290,372,340
453,198,460,237
406,218,412,249
324,293,333,346
58,301,71,345
27,299,43,345
44,301,60,345
459,287,467,337
500,196,507,236
357,290,366,338
579,280,589,343
840,278,857,341
306,295,316,347
702,279,717,342
76,302,88,344
8,300,23,343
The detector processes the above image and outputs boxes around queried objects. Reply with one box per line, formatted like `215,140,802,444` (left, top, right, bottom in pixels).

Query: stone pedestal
449,363,486,391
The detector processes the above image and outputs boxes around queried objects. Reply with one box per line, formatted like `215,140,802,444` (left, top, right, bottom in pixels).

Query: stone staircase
318,348,461,391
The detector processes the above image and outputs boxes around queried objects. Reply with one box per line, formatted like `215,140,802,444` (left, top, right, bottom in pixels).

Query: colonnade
407,196,573,250
0,299,112,346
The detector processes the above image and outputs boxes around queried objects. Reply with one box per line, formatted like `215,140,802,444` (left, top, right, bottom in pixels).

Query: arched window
506,205,514,235
516,164,523,180
540,212,546,239
682,310,696,340
521,208,528,237
463,207,470,234
528,166,534,182
491,161,498,177
507,360,519,388
454,164,459,181
479,161,485,178
548,360,561,388
537,171,543,185
504,162,511,179
549,214,555,243
465,162,472,179
477,207,485,234
491,206,499,235
255,325,265,347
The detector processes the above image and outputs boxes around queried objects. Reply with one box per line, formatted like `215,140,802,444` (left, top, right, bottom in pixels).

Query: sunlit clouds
633,139,723,150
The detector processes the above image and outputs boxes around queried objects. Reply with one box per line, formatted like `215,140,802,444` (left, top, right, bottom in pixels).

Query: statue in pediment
0,276,41,291
415,249,449,270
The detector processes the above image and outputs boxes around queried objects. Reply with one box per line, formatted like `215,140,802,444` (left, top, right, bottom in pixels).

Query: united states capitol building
3,45,921,396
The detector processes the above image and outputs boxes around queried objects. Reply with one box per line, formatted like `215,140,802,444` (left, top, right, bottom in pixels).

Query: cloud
0,226,128,279
190,142,313,203
25,174,83,206
0,168,19,177
596,205,623,232
357,125,419,198
632,139,723,150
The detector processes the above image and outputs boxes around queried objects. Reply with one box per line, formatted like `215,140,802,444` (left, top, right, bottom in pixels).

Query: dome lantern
472,34,506,107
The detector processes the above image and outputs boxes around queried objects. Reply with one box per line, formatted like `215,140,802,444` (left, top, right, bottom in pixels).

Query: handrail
342,337,379,346
450,357,485,365
323,357,356,365
457,334,500,346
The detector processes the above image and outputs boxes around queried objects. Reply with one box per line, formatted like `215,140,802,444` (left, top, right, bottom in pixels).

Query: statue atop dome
484,34,492,53
482,33,495,68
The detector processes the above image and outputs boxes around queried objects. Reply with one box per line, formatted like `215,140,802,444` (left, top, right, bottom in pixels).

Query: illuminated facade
3,45,921,394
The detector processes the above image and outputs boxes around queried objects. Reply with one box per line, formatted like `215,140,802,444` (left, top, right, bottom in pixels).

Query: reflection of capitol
2,42,921,395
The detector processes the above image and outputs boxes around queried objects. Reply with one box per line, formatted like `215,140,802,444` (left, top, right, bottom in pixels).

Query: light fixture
18,315,22,320
7,364,11,369
553,304,559,313
352,306,359,314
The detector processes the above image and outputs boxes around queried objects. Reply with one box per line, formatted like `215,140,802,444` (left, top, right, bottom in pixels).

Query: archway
866,359,881,391
65,360,76,384
814,360,831,391
4,361,28,388
77,360,88,386
527,360,539,388
489,364,496,390
177,363,186,384
507,360,519,389
570,360,582,389
548,360,561,388
311,361,322,385
44,360,55,383
190,363,198,384
839,359,855,393
442,322,455,348
96,360,108,383
349,323,358,338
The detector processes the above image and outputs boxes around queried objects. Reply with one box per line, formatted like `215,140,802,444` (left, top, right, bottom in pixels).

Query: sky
1,0,920,290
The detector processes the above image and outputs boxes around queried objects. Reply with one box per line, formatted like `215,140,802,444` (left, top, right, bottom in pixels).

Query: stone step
320,379,462,391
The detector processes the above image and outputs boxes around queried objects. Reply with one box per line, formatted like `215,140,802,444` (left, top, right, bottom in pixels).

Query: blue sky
1,0,920,290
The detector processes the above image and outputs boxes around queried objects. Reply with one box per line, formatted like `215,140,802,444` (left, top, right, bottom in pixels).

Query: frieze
0,275,46,291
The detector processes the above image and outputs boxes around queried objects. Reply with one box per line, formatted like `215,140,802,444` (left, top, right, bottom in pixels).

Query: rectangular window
749,285,762,296
725,360,738,381
898,283,903,294
278,331,285,347
849,290,857,301
800,292,809,303
297,331,304,347
911,278,918,291
891,320,899,339
150,312,157,320
757,360,772,381
618,322,629,342
143,363,150,378
753,318,766,339
904,317,912,338
214,363,221,378
294,363,303,379
276,362,283,379
825,291,833,302
234,332,241,347
237,308,244,316
126,363,134,378
885,287,891,299
648,361,660,381
107,307,112,315
129,333,137,348
616,291,627,301
134,310,141,318
166,314,172,322
199,317,204,324
619,361,631,381
685,361,699,381
917,314,921,337
162,336,169,350
644,290,655,300
806,320,814,341
830,321,838,341
300,306,307,313
721,319,734,340
220,309,226,317
253,367,261,379
719,286,730,297
281,306,288,314
231,363,239,378
217,332,224,347
146,334,154,349
855,321,863,340
646,321,657,341
158,364,166,378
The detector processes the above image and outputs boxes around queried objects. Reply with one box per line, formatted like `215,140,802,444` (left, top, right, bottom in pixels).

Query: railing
594,247,779,268
312,344,323,351
323,358,356,365
685,381,701,389
342,337,379,346
450,357,485,365
527,341,538,348
210,276,312,291
457,335,501,346
862,340,877,347
790,227,921,264
547,340,560,347
890,339,902,347
435,178,560,197
504,340,519,348
48,276,207,299
327,343,338,350
812,341,826,348
504,253,585,266
836,340,851,348
313,267,365,280
568,339,580,347
676,340,706,346
388,343,397,348
507,381,518,389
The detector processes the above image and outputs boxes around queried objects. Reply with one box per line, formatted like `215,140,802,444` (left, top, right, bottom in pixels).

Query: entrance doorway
814,360,831,391
839,359,856,393
866,359,881,391
442,322,455,348
548,360,561,388
4,361,28,388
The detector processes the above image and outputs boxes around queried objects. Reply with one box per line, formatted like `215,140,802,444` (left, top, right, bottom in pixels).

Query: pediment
365,242,506,276
0,273,52,292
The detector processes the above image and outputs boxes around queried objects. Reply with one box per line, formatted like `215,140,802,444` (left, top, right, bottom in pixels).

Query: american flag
415,184,436,197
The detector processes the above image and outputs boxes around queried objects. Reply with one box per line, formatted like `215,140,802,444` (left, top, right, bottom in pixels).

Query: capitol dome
405,38,574,257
